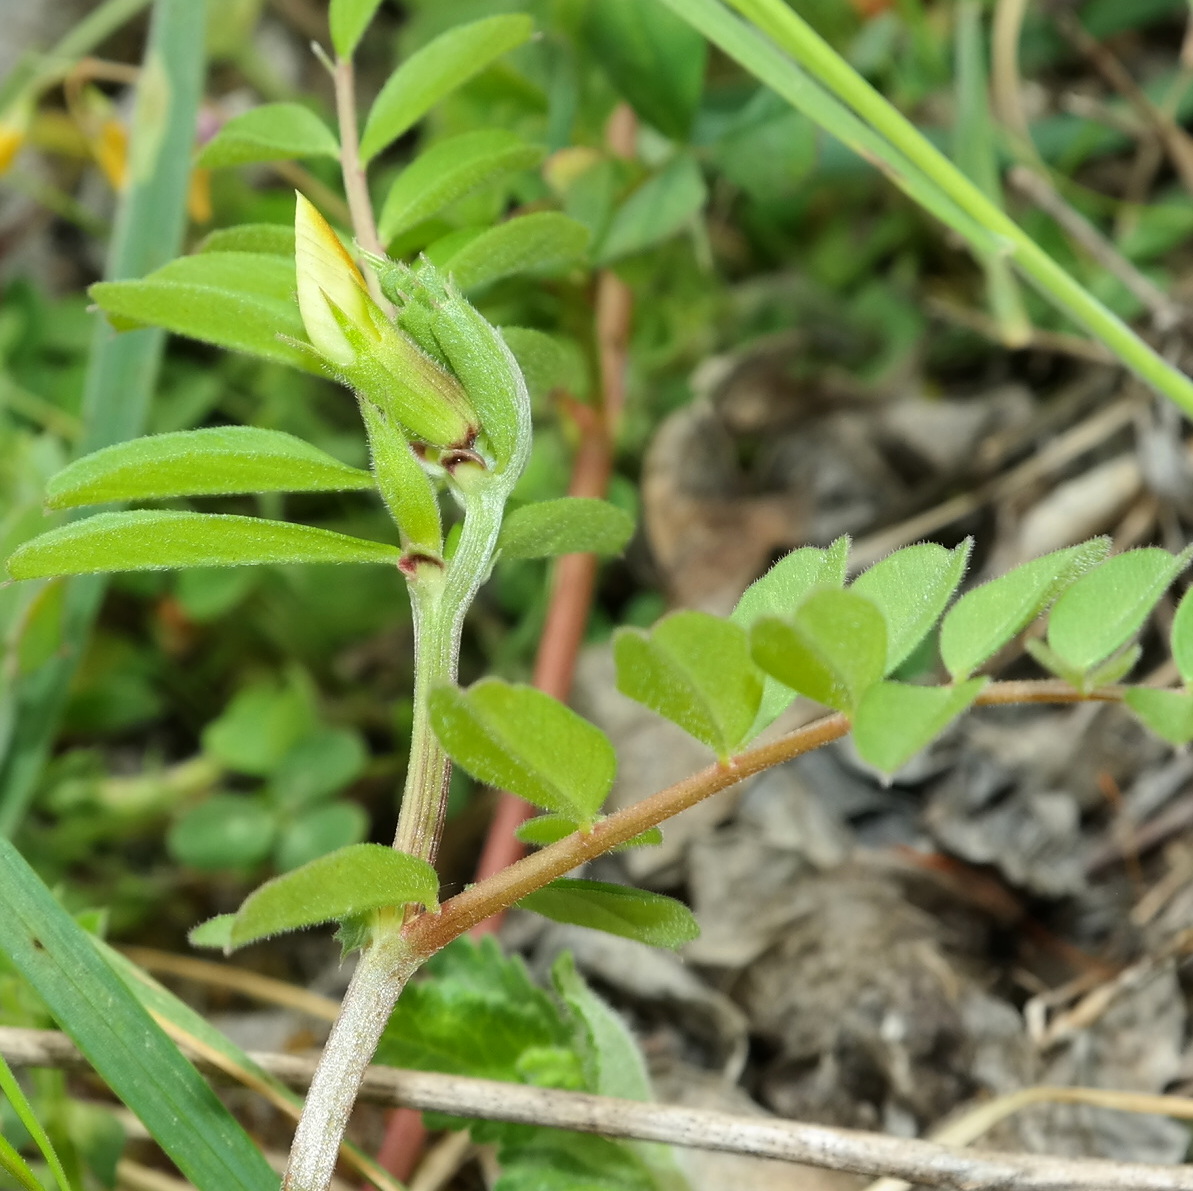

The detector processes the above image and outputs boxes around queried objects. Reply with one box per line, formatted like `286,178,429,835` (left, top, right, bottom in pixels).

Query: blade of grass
0,838,275,1191
0,0,204,836
954,0,1032,347
0,1052,74,1191
709,0,1193,416
652,0,1009,256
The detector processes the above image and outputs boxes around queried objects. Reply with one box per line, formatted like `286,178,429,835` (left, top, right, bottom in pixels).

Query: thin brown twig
6,1028,1193,1191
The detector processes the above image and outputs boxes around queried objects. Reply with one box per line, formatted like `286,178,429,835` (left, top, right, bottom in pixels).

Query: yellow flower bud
293,194,480,449
294,192,375,368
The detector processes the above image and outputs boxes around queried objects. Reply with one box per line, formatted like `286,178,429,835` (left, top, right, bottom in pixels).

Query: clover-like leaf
44,427,373,508
1046,546,1193,675
498,498,633,561
750,588,886,713
517,879,699,949
6,511,399,579
430,680,615,822
852,679,986,775
851,539,971,675
940,539,1110,680
614,611,762,757
193,844,439,952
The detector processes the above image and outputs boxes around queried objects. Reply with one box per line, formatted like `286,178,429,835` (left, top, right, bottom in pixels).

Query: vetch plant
8,4,1193,1191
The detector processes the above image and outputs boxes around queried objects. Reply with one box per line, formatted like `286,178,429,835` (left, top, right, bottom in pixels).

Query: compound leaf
851,540,971,674
940,539,1110,680
852,678,986,774
196,103,338,169
498,497,632,561
750,587,886,713
7,511,399,578
613,611,761,757
378,130,544,244
45,427,373,508
430,680,614,822
360,15,535,161
517,879,699,950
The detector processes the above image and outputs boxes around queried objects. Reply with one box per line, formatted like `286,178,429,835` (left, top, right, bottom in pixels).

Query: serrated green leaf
498,498,633,561
90,252,315,372
597,154,707,263
852,679,986,774
731,537,849,733
587,0,707,140
750,588,886,713
0,839,276,1191
197,223,296,256
430,680,615,821
1125,687,1193,746
330,0,384,57
378,130,544,244
224,843,438,949
274,802,369,872
939,539,1111,680
851,539,971,674
45,427,374,508
613,611,761,757
1171,586,1193,686
8,512,398,579
1047,546,1193,673
197,103,338,169
517,880,699,950
434,212,590,291
360,15,535,162
168,795,277,871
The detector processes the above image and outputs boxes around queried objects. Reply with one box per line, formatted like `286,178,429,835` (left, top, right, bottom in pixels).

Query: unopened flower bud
294,195,478,448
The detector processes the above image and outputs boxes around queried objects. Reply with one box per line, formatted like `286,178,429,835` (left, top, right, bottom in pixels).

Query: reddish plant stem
410,679,1124,957
469,106,637,904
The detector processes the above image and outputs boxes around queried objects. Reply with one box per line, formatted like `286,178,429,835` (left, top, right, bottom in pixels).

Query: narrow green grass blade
0,0,205,836
0,1052,73,1191
716,0,1193,416
0,839,275,1191
653,0,1005,255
